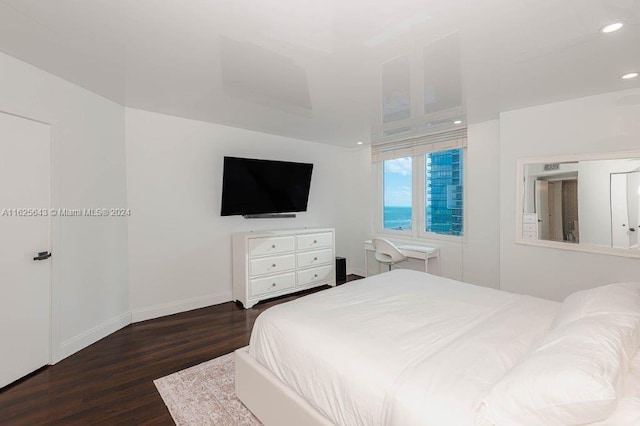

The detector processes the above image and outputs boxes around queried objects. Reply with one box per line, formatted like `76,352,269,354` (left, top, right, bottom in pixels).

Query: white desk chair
372,238,407,271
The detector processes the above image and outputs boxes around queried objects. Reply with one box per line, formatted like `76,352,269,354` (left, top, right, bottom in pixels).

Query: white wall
0,52,130,362
126,108,370,321
462,120,501,288
500,89,640,301
340,146,373,277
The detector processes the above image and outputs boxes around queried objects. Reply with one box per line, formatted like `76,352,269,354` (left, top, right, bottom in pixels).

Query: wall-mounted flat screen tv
220,156,313,217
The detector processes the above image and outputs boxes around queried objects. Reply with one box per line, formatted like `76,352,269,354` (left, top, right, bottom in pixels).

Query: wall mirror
516,151,640,258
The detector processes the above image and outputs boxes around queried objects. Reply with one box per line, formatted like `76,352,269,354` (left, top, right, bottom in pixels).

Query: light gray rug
154,352,262,426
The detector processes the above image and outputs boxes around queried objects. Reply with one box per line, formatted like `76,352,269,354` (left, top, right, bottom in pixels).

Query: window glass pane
425,149,463,236
383,157,412,231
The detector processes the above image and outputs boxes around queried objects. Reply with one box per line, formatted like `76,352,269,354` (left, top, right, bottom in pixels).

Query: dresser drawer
250,273,295,297
250,254,295,277
297,232,333,251
523,223,537,232
249,236,295,257
297,264,334,287
297,249,333,269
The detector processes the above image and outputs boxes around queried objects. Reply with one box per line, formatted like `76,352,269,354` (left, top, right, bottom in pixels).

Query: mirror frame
516,150,640,259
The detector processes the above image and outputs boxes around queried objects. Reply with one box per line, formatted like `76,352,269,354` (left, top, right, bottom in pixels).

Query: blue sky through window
383,157,412,230
384,157,412,207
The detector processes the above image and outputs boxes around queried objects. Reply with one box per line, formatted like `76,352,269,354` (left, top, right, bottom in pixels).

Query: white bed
235,269,640,425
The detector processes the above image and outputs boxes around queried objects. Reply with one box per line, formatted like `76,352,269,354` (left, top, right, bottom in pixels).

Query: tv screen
220,157,313,216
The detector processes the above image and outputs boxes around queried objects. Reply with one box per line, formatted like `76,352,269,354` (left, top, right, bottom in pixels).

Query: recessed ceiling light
454,120,462,124
356,141,363,145
621,72,638,80
601,22,624,33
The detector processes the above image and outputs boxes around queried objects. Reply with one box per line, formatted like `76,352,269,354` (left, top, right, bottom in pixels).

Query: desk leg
424,256,429,273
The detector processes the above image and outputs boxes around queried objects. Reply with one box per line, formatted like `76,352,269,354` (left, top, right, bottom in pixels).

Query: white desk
364,240,440,277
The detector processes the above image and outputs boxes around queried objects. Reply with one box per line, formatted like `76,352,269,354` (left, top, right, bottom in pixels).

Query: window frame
376,157,416,237
375,148,466,242
419,148,465,239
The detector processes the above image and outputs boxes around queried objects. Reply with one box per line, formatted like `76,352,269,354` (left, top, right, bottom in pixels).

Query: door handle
33,251,52,261
630,228,636,232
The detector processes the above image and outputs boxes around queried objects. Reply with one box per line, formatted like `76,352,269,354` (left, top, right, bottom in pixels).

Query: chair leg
388,264,392,271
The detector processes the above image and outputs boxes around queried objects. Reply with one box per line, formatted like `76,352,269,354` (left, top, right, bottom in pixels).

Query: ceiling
0,0,638,147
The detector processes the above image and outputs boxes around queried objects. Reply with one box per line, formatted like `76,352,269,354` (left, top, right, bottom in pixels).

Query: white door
0,112,51,388
535,180,550,240
611,173,631,249
626,172,640,249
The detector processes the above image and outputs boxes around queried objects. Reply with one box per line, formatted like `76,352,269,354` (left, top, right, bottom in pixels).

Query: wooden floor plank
0,276,362,425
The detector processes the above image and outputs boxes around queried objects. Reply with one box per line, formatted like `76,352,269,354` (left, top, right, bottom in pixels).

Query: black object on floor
336,257,346,282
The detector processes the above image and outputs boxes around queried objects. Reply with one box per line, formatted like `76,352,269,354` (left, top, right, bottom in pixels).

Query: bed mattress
248,269,561,425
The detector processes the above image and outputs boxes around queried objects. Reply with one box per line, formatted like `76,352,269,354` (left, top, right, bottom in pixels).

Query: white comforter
249,270,560,425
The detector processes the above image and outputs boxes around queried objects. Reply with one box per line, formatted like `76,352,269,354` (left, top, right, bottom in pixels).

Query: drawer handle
271,283,276,287
271,244,276,249
313,257,318,261
313,240,317,244
313,273,318,278
272,263,276,267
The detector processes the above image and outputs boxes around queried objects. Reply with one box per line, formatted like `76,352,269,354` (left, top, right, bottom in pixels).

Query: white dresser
232,228,336,309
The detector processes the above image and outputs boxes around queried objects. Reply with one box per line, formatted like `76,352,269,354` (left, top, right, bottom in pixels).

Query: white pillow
553,282,640,328
482,313,640,425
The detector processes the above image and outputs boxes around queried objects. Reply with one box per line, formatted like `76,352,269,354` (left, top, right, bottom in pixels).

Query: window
374,39,465,238
373,129,466,239
425,149,463,236
383,157,412,231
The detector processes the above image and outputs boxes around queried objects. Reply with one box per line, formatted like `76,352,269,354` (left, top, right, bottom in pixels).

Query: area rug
154,352,262,425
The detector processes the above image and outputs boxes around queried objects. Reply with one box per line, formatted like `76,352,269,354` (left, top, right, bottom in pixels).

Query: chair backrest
372,238,407,264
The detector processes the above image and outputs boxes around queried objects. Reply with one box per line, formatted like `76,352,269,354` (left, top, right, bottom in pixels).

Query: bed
235,269,640,425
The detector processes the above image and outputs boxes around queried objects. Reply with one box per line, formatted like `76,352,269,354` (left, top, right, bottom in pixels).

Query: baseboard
131,292,231,323
348,267,366,277
54,311,132,363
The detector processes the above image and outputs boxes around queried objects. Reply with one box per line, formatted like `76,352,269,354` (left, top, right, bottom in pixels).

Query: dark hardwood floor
0,275,362,425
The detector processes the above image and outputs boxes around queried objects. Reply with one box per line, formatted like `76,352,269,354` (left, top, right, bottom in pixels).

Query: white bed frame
235,347,333,426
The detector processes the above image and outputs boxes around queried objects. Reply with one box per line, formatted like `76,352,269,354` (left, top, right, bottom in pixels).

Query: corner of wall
52,311,132,364
130,291,231,323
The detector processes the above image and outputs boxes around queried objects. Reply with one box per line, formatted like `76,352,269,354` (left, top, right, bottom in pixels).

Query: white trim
1,110,56,369
416,149,427,237
518,150,640,165
515,237,640,258
131,292,231,323
53,311,131,363
47,122,54,365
